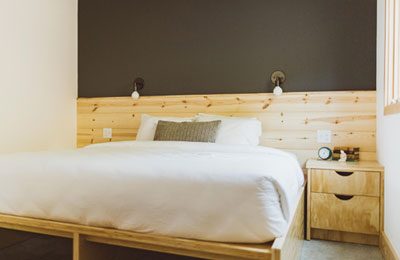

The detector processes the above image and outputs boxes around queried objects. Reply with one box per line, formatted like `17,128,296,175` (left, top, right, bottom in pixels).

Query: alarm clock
318,147,332,160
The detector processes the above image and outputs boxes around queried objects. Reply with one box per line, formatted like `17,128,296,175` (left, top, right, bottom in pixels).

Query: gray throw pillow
154,120,221,143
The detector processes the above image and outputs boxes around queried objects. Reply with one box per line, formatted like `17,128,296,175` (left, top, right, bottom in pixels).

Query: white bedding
0,141,304,243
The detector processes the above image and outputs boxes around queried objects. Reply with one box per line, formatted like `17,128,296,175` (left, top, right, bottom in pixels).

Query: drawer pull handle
334,194,354,200
335,171,354,177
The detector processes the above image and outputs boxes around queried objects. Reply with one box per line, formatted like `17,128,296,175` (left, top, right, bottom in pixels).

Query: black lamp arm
133,77,145,91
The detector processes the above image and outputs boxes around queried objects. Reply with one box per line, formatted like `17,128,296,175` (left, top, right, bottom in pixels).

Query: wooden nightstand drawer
311,169,380,197
310,193,380,235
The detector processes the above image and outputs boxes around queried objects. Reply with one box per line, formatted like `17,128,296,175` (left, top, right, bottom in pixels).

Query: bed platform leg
271,187,305,260
73,233,115,260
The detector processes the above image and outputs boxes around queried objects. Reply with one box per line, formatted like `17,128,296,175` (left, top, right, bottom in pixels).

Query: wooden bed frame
0,187,304,260
0,91,376,259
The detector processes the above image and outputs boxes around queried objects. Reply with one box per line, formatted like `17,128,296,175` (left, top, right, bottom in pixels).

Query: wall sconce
132,77,144,100
270,70,286,96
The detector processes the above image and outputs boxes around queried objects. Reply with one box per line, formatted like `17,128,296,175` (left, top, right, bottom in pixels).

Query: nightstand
306,159,384,246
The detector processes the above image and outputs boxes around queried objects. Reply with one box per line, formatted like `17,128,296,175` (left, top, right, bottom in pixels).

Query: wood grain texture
310,193,380,235
306,168,311,241
77,91,377,165
385,102,400,115
311,229,379,246
0,213,271,259
84,235,257,260
380,169,385,243
0,187,304,260
74,233,116,260
306,160,385,246
311,170,380,197
272,187,304,260
380,231,400,260
306,159,384,172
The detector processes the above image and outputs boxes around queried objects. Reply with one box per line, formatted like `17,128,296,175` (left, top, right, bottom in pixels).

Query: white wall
377,0,400,255
0,0,77,153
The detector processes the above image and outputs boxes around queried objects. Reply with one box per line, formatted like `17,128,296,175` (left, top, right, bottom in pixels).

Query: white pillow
195,113,262,146
136,114,194,141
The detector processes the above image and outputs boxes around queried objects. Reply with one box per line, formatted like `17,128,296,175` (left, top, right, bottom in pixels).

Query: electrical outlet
317,130,331,143
103,128,112,138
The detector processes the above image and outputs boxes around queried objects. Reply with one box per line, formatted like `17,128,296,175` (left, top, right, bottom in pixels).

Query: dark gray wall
78,0,376,97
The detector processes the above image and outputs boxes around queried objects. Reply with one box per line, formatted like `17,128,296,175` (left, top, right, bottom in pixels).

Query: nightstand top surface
306,159,384,172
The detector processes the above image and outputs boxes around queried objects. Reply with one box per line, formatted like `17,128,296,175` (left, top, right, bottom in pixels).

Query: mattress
0,141,304,243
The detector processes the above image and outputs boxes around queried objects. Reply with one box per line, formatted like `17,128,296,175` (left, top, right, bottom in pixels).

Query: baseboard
380,231,400,260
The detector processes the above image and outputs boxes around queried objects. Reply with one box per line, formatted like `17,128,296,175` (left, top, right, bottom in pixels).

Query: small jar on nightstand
306,159,384,246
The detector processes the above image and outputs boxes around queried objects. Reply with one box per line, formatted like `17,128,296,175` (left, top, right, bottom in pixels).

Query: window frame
384,0,400,115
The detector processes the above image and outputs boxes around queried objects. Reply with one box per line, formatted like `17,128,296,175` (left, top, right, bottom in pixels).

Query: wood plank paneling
77,91,376,165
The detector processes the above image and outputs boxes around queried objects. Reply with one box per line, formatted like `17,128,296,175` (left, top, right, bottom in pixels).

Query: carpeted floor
301,240,383,260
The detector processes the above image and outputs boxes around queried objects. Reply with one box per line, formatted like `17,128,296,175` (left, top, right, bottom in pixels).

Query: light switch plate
103,128,112,138
317,130,331,143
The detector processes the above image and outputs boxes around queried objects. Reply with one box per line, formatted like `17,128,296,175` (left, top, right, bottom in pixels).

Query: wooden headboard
77,91,376,165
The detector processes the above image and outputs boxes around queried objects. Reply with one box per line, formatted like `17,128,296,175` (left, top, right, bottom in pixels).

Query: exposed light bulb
273,86,283,96
131,82,140,100
131,90,140,100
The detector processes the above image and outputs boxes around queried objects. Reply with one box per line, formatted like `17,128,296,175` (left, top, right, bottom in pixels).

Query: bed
0,90,376,259
0,140,304,260
0,91,376,259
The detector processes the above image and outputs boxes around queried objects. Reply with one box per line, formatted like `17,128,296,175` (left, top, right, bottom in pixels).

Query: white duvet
0,141,304,243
